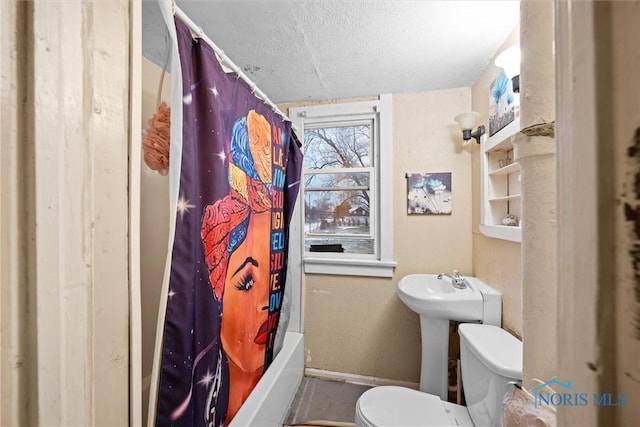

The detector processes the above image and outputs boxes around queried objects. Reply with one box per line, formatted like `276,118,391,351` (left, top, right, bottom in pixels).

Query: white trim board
304,368,419,390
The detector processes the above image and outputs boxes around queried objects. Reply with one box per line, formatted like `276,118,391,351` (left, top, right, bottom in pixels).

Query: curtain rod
172,3,291,124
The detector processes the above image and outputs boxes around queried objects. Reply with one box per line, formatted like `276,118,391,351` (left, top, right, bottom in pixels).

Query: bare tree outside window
302,123,375,254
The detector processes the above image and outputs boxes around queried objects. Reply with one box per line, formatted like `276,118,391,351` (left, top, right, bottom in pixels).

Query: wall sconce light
495,44,520,93
454,112,485,144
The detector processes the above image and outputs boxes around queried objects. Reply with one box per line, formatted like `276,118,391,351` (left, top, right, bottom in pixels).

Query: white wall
556,1,640,425
1,1,131,425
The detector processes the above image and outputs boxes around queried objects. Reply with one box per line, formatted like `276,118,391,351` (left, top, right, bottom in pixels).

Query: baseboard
304,368,419,390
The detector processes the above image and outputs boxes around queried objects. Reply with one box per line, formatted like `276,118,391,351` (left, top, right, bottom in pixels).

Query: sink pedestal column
419,316,449,400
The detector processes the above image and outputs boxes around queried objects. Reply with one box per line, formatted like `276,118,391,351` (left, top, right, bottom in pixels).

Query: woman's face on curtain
221,208,271,373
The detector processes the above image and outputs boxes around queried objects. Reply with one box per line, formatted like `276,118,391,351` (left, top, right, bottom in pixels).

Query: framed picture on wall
489,70,516,136
406,172,452,215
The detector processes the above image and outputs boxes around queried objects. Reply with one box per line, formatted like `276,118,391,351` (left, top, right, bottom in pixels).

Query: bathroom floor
283,377,371,426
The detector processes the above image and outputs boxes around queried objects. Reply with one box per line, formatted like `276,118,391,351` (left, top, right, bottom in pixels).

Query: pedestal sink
397,273,501,400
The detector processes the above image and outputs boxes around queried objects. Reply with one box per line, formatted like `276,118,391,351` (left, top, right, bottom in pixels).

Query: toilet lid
357,386,451,426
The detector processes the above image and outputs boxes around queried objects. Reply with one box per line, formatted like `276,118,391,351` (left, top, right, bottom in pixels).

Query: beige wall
471,26,523,338
518,0,557,387
140,57,171,422
294,88,473,382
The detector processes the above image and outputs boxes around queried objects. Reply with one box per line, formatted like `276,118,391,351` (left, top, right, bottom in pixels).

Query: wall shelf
489,195,521,203
479,224,522,242
480,118,521,242
488,162,520,177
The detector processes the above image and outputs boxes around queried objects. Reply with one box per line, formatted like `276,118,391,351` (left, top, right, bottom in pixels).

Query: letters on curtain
155,18,302,427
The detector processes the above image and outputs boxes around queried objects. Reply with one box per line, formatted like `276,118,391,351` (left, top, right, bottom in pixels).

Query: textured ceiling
143,0,519,104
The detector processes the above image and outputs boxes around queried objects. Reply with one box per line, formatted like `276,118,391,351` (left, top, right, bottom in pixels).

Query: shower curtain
154,18,302,427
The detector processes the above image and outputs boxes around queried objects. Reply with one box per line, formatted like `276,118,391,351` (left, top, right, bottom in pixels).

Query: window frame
290,95,396,277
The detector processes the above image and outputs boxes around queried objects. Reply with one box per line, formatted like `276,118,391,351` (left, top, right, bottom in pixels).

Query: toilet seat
355,386,452,426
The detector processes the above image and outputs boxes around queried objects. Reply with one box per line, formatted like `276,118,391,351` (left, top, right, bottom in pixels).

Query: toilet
355,323,522,427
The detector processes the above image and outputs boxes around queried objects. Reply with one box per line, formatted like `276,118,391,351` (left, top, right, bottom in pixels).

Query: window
290,96,396,277
304,121,374,255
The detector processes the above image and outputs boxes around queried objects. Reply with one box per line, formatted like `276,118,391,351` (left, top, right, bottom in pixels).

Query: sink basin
397,273,482,321
397,273,501,400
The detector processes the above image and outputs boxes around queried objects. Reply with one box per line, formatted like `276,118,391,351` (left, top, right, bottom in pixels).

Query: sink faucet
437,269,468,289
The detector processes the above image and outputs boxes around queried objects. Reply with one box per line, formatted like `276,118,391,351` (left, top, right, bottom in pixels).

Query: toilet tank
458,324,522,427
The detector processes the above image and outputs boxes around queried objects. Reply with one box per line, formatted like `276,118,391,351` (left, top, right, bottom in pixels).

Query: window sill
303,257,397,278
479,224,522,242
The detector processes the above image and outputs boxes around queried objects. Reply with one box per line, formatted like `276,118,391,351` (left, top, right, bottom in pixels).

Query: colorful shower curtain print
155,19,302,427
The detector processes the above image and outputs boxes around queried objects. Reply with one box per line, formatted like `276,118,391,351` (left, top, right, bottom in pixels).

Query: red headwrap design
200,111,273,301
201,190,250,300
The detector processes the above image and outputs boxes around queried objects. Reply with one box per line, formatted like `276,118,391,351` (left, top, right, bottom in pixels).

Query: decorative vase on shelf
502,214,519,226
